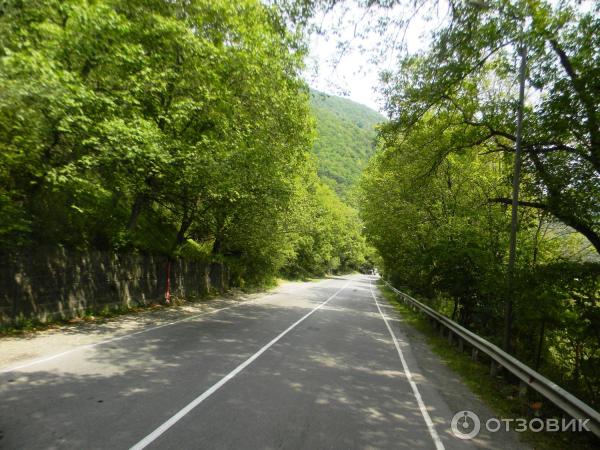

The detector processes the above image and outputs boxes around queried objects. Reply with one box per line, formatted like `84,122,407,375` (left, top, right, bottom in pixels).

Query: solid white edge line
369,278,446,450
129,279,352,450
1,296,265,374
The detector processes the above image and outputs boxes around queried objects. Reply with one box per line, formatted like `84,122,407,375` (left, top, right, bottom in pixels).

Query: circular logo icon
451,410,481,440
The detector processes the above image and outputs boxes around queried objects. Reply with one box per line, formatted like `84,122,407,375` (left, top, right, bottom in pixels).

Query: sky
304,1,448,112
305,0,596,113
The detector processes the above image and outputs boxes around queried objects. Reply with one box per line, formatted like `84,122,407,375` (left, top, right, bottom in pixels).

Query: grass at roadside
0,283,271,337
377,281,598,450
0,298,194,337
0,276,323,337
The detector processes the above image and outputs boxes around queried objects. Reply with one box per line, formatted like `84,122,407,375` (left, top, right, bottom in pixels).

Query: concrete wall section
0,248,229,326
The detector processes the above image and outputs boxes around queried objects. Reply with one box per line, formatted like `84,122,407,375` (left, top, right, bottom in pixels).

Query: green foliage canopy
0,0,368,285
359,0,600,406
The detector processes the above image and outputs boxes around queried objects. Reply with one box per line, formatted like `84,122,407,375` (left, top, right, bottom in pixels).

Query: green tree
0,0,369,287
379,0,600,253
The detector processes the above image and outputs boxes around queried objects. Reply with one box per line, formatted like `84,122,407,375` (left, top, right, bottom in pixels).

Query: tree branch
549,39,600,172
488,197,547,209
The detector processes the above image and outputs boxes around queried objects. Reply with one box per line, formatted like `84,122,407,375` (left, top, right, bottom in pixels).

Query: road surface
0,275,526,449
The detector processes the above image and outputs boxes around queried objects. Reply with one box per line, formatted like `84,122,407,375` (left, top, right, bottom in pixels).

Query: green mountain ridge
309,90,385,198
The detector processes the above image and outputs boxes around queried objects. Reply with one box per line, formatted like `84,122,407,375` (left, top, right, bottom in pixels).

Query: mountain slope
310,90,385,197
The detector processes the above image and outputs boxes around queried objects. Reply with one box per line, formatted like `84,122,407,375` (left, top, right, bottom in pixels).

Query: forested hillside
310,90,384,197
0,0,368,287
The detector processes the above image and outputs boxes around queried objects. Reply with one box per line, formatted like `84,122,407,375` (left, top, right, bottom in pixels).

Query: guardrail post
458,338,464,352
471,348,478,361
447,330,453,345
490,360,500,377
518,380,527,398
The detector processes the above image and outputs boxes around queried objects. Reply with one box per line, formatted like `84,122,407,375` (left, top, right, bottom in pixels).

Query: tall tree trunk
175,215,192,249
211,213,226,255
212,235,222,255
534,320,545,371
451,299,459,321
127,193,146,232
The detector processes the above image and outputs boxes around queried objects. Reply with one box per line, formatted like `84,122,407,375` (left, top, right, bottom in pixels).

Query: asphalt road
0,275,525,449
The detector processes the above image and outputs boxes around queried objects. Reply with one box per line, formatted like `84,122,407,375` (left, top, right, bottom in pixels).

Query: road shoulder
374,282,530,450
0,279,317,371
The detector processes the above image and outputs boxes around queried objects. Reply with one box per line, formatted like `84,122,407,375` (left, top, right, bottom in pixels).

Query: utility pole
503,44,527,353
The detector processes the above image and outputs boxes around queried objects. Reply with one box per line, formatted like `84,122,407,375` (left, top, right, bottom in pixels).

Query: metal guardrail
381,279,600,438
